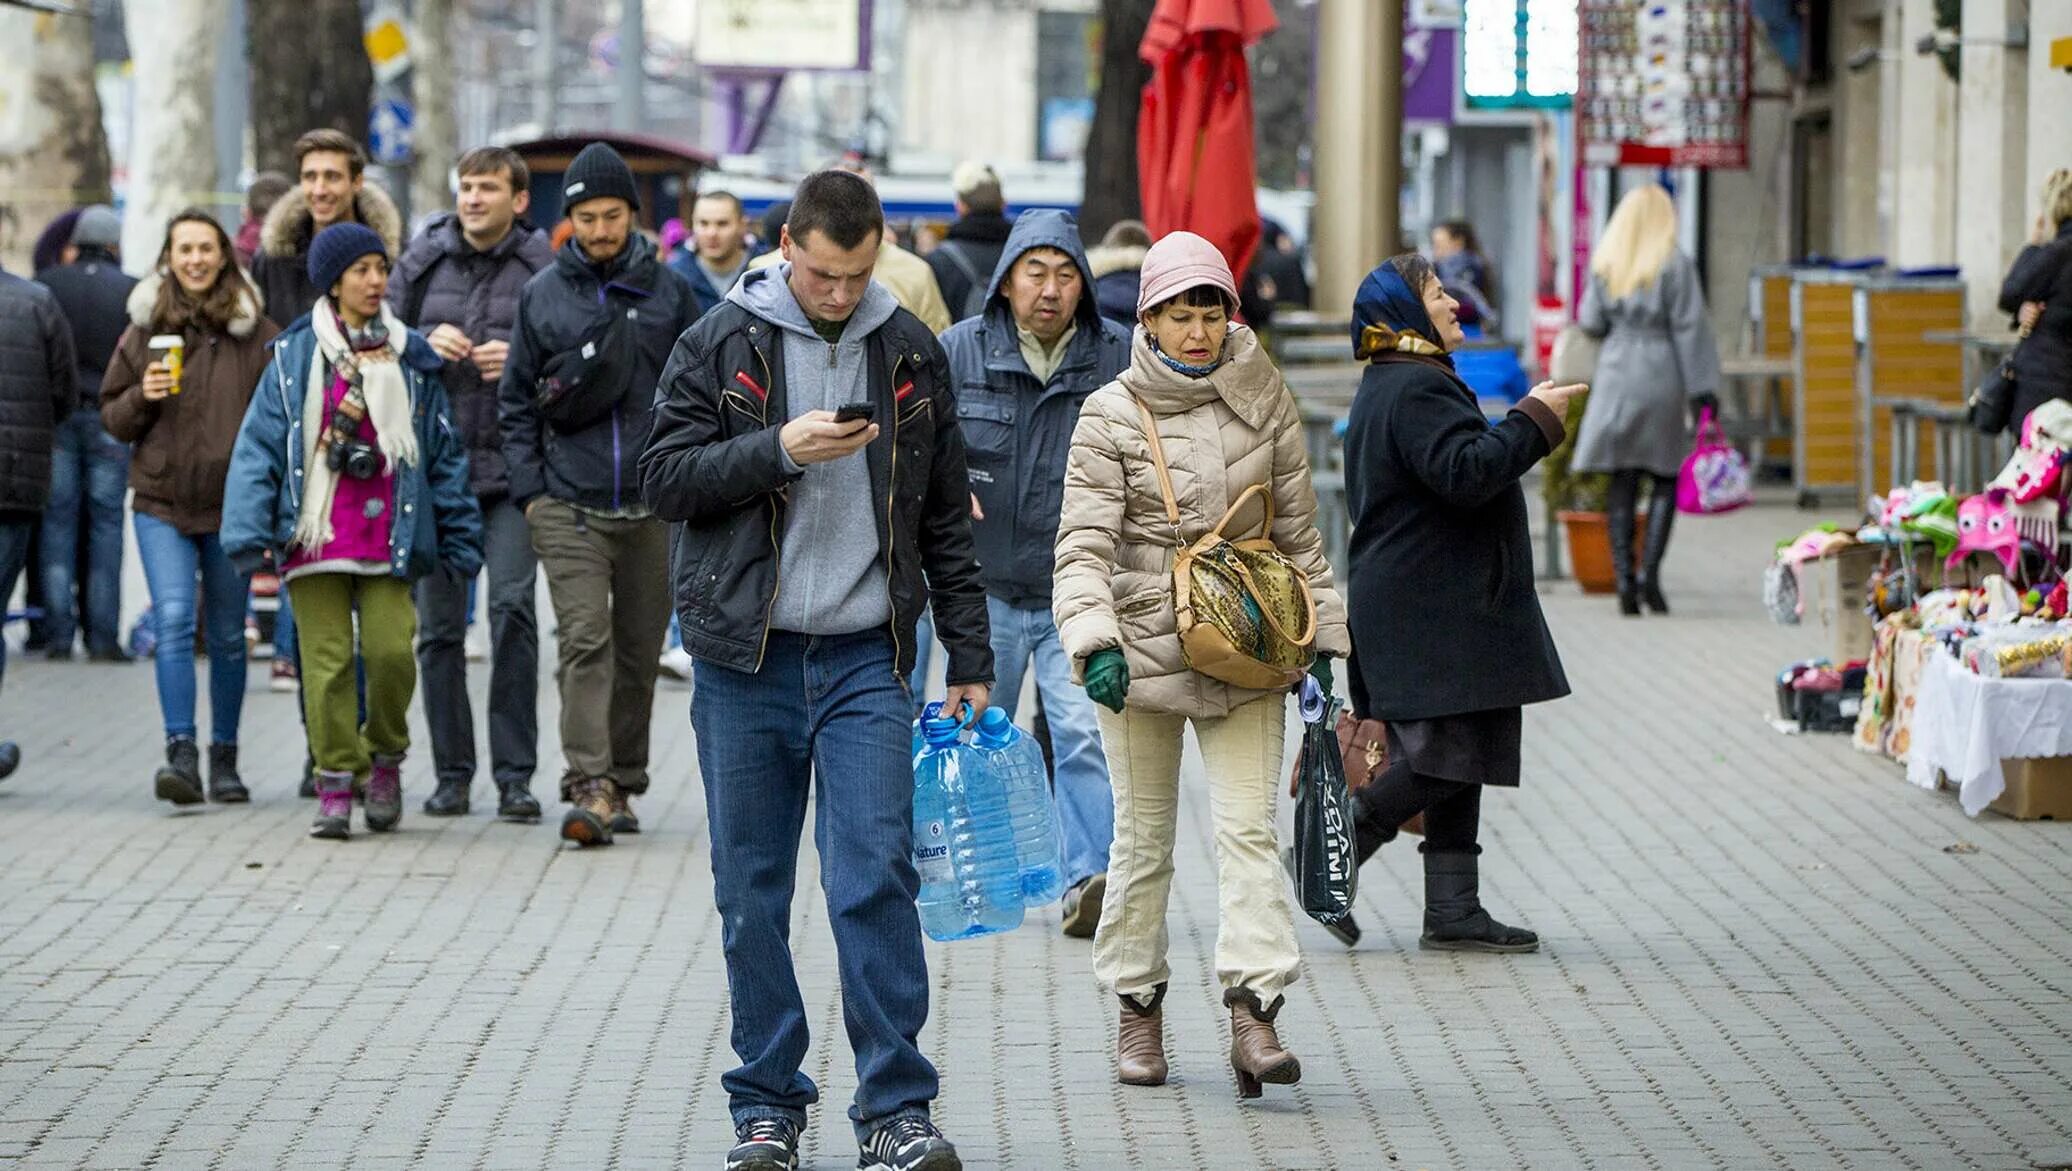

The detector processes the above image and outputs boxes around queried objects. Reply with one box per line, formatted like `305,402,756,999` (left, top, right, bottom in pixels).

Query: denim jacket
221,317,484,582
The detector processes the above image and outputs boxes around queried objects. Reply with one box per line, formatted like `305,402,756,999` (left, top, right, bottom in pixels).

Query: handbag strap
1131,395,1185,535
1696,405,1726,447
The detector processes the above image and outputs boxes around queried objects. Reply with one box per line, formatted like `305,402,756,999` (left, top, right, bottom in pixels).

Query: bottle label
915,818,951,884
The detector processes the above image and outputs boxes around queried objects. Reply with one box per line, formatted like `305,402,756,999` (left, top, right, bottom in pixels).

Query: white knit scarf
294,299,420,552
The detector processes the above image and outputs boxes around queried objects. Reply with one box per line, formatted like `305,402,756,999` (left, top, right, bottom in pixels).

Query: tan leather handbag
1131,395,1317,690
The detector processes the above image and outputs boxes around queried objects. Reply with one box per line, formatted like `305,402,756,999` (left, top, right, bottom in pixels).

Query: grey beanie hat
71,205,121,251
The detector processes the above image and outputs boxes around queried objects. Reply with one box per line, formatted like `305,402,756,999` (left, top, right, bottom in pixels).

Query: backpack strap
935,239,990,318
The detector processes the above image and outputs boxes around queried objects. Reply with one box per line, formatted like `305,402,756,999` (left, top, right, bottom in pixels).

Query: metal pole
614,0,645,132
534,0,558,135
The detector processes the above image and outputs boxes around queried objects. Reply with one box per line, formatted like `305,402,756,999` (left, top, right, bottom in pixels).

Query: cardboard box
1990,757,2072,821
1800,544,1880,663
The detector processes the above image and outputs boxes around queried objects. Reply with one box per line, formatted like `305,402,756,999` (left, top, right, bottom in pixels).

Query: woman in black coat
1337,254,1583,953
1998,170,2072,427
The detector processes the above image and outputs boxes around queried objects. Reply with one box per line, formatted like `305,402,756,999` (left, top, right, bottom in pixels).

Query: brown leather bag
1289,712,1423,836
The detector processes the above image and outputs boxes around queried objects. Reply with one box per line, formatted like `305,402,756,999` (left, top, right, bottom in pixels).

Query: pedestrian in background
222,224,482,840
1429,218,1499,329
102,210,281,806
1570,184,1721,616
500,143,698,848
0,254,78,782
942,207,1129,938
1085,219,1151,327
1337,254,1577,952
641,169,990,1171
667,189,758,315
252,131,403,330
234,172,292,270
389,145,552,823
1996,169,2072,425
926,161,1013,322
1053,231,1347,1100
33,206,135,662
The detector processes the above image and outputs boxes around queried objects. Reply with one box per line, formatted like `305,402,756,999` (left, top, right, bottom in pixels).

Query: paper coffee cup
148,334,183,395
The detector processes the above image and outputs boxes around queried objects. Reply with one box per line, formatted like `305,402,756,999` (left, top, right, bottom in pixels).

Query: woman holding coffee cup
102,209,280,805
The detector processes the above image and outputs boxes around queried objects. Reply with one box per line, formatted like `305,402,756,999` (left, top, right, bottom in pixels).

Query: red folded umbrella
1137,0,1277,293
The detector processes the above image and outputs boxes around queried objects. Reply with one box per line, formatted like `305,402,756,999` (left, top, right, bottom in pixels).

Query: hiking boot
1116,984,1168,1086
206,744,249,804
561,777,616,847
608,788,640,835
310,770,354,839
1225,988,1301,1100
364,754,404,833
423,776,470,817
856,1115,959,1171
1420,848,1539,953
1060,871,1104,938
725,1117,801,1171
497,781,542,824
154,737,205,806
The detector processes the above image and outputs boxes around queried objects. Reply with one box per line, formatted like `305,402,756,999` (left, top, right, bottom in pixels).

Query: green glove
1308,655,1334,696
1084,649,1131,713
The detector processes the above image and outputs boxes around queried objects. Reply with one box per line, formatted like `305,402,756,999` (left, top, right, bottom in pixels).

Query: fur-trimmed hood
259,182,403,262
126,269,265,337
1085,244,1148,281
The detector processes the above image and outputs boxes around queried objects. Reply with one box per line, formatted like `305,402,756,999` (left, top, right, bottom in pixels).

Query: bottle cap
920,717,962,746
974,707,1014,748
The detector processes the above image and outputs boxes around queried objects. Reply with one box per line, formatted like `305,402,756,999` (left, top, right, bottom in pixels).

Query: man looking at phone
640,170,992,1171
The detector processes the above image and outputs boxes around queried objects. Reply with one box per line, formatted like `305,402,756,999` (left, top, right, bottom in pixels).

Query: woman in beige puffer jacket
1053,232,1347,1101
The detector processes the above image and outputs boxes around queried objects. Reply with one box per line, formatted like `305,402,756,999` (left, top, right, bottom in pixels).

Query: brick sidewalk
1,493,2069,1169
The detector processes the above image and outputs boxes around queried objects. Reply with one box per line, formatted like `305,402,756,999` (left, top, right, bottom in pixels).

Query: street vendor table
1905,648,2072,815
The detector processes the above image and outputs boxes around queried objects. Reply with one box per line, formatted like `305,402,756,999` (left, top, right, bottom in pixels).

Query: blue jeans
0,518,35,693
986,596,1114,888
691,630,936,1138
273,589,297,664
41,407,128,654
134,513,250,744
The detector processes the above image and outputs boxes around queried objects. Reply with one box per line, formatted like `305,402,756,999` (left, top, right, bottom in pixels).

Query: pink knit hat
1136,231,1239,315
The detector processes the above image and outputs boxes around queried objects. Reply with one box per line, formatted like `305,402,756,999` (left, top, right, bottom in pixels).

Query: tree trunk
1082,0,1155,242
248,0,374,177
411,0,457,223
0,8,114,274
123,0,225,272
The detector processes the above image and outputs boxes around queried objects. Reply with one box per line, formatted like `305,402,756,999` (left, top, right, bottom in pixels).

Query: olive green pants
288,573,417,778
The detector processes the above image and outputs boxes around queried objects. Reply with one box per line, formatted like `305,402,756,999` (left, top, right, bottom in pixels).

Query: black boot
154,737,204,806
207,744,249,803
297,754,317,799
497,781,542,824
1420,848,1538,953
0,740,18,780
1607,472,1641,617
1639,476,1676,614
423,776,471,816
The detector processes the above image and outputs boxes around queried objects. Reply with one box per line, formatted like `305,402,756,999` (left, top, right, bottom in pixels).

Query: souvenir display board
1577,0,1751,168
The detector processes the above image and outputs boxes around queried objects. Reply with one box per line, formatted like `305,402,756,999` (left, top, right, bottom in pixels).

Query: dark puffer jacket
1999,220,2072,426
500,233,701,512
0,271,78,513
388,213,553,498
925,210,1014,322
250,183,404,329
35,247,137,411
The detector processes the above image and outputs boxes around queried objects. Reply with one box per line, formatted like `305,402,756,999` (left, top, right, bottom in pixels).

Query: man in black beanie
500,142,700,848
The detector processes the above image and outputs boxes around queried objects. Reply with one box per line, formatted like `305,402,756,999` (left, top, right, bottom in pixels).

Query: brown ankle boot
1116,984,1168,1086
1224,988,1301,1099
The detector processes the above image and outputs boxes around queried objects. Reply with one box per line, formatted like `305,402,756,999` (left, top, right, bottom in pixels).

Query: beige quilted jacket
1053,324,1350,719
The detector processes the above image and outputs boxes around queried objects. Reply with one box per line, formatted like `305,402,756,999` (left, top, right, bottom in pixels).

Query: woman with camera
101,210,280,806
223,223,482,839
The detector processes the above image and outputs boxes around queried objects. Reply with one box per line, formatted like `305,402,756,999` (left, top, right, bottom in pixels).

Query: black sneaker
857,1116,959,1171
725,1118,801,1170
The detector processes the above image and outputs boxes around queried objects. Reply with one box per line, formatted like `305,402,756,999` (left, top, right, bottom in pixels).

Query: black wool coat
1343,357,1570,722
1999,220,2072,427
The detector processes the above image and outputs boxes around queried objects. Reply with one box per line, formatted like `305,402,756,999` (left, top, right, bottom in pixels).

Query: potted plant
1542,390,1639,593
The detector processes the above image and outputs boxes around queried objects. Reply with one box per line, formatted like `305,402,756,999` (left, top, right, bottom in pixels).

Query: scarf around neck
294,299,419,553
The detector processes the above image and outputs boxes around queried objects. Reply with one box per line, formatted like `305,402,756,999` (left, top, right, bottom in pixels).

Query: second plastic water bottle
913,706,1024,941
974,708,1065,905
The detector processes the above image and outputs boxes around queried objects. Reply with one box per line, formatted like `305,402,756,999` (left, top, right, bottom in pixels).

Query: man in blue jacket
939,208,1131,937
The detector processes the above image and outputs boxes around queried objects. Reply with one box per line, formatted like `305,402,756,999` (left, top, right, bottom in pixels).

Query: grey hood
982,208,1103,330
727,260,900,341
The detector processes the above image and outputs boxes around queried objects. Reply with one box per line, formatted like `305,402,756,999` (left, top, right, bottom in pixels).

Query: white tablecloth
1905,649,2072,815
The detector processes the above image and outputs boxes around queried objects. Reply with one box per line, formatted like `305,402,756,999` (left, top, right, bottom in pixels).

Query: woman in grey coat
1572,184,1721,615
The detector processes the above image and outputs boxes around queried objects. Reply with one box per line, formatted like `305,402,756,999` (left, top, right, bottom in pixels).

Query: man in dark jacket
639,170,989,1171
940,208,1130,938
924,161,1014,322
252,130,403,329
390,145,554,823
0,261,79,777
500,142,699,848
666,189,758,314
33,205,135,660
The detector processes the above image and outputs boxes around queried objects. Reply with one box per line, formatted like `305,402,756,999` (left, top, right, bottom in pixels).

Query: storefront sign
1578,0,1750,169
1463,0,1578,110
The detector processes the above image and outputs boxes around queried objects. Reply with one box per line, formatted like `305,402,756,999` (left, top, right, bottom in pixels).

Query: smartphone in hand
832,401,877,425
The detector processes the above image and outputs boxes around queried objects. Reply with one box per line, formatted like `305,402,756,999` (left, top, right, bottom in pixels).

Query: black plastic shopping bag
1291,676,1358,924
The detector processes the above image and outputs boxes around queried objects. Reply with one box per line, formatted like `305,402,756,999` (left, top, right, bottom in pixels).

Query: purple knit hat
1136,231,1238,315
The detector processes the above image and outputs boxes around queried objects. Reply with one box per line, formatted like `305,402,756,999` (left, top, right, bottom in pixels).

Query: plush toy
1948,489,2024,574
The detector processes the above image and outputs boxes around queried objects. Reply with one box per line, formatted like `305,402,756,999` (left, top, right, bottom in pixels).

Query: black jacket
250,184,405,330
34,249,136,411
638,299,993,686
389,214,554,498
1343,358,1570,723
0,271,78,513
925,211,1014,322
500,234,701,512
1999,220,2072,426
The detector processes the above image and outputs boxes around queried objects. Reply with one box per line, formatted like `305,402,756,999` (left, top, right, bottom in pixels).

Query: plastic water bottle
913,706,1024,941
974,708,1066,905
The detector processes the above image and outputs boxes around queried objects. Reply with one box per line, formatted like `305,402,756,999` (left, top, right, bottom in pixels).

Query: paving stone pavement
1,493,2069,1170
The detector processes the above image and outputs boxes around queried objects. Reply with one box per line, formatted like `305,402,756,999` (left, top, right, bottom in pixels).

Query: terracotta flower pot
1558,510,1646,595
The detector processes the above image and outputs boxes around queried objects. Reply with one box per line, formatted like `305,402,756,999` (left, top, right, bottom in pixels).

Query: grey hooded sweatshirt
727,264,899,636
